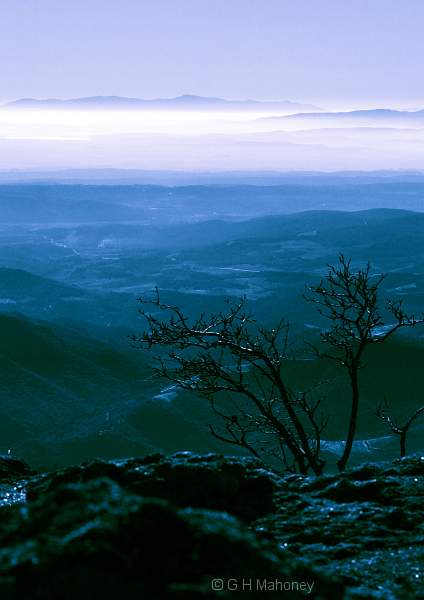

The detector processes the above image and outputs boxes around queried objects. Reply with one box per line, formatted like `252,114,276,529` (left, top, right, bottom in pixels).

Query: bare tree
377,401,424,458
131,291,326,475
306,255,423,471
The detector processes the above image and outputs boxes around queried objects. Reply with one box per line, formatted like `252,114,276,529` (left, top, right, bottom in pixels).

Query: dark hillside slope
0,314,156,466
0,303,422,470
0,314,238,468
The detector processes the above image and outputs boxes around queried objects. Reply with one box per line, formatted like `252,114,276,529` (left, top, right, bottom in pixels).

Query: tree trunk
400,430,407,458
337,366,359,471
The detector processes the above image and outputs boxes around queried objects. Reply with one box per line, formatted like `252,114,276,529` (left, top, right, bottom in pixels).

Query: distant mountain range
2,95,321,112
263,108,424,124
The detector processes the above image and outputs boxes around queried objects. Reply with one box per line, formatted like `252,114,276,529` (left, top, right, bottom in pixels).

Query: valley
1,181,423,469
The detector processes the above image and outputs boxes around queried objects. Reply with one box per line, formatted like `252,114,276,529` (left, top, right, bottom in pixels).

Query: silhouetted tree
306,255,423,471
131,292,326,475
377,401,424,458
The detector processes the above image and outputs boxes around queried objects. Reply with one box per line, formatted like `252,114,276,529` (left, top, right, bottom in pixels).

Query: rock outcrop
0,453,338,599
0,455,35,483
0,452,422,598
256,455,424,599
27,451,279,522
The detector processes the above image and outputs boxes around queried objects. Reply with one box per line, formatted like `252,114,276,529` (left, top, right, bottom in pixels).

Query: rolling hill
0,313,242,469
0,313,154,466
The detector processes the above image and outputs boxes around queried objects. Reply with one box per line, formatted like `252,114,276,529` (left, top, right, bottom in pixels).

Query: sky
1,0,424,108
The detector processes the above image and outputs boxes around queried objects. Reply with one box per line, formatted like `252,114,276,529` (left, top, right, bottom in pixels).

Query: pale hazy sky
1,0,424,107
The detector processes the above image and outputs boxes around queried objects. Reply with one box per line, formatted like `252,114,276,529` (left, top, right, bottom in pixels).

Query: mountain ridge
2,94,321,112
262,107,424,123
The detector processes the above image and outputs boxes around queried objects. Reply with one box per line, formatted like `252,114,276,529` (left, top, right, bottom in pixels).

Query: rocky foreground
0,453,422,599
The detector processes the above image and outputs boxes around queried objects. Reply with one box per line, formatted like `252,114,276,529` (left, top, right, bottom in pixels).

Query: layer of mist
1,102,424,171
